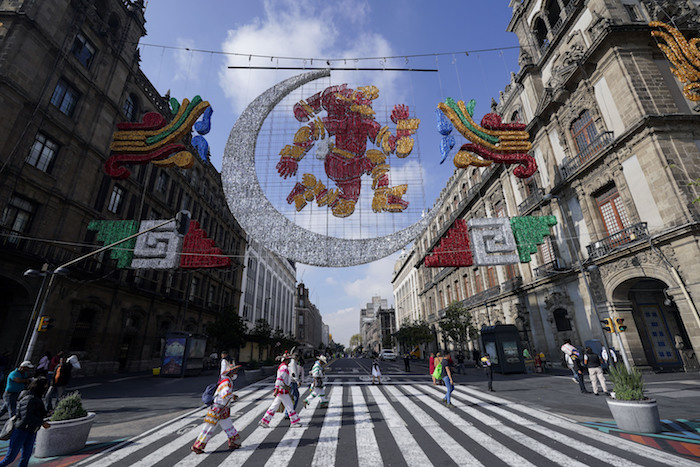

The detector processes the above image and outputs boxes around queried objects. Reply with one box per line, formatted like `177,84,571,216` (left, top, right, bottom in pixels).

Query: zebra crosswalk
74,381,695,467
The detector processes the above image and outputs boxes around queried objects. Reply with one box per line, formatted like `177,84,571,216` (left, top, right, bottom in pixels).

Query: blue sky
139,1,520,347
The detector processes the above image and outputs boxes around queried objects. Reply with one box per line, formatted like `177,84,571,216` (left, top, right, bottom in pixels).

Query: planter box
34,412,96,458
606,399,661,433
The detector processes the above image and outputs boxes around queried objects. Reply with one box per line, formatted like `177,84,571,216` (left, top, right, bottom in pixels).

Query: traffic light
37,316,54,332
601,318,614,333
615,318,627,332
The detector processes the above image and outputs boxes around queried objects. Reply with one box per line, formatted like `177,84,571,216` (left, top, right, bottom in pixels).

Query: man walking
304,355,328,408
481,353,494,392
403,353,411,372
560,339,579,383
584,347,609,396
191,362,243,454
0,361,33,419
259,351,302,428
285,351,304,418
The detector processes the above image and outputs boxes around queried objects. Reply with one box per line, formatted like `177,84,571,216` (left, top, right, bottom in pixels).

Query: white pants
588,366,608,394
260,392,300,425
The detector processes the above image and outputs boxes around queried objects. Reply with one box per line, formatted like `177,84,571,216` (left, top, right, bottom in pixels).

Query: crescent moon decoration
222,70,443,267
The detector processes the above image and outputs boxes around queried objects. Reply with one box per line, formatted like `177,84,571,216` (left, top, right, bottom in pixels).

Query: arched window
533,17,549,48
70,308,97,351
545,0,562,30
510,110,521,123
553,308,572,331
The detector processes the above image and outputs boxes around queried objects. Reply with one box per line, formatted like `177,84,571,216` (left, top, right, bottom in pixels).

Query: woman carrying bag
0,377,50,467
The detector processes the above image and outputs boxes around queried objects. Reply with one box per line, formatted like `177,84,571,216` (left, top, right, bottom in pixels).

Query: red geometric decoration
425,219,473,267
180,221,231,269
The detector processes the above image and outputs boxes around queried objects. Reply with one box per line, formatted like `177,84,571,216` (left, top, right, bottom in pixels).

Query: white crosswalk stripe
74,382,696,467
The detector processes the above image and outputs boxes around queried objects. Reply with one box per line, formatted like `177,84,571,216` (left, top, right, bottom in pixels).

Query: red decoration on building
424,220,473,267
180,221,231,269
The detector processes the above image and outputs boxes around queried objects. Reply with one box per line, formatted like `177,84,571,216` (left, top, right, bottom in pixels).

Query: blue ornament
436,108,453,136
439,135,455,164
194,106,213,135
192,135,209,160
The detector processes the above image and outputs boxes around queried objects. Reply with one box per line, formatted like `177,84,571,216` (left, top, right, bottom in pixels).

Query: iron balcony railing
561,131,614,179
518,188,544,215
534,259,567,279
460,286,501,309
501,276,523,292
586,222,649,259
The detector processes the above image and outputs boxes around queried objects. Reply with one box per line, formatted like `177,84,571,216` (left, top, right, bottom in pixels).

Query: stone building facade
394,0,700,371
0,0,246,374
294,283,325,357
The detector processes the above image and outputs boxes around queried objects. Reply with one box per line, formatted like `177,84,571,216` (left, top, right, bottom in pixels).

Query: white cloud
321,306,358,348
343,254,397,304
173,38,204,85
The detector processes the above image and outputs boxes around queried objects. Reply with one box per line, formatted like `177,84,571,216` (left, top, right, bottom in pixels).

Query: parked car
378,350,398,361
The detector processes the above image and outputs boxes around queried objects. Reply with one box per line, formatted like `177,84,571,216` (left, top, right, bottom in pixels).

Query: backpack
432,362,443,380
202,377,226,406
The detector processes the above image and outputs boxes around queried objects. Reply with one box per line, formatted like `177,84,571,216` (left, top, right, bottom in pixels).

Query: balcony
461,286,501,309
534,259,567,279
560,131,614,179
501,276,523,292
586,222,649,259
517,189,544,215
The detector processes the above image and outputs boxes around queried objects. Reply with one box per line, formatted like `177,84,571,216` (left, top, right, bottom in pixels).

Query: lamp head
23,269,42,277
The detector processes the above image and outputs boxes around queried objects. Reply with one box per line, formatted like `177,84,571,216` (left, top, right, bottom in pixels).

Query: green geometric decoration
510,215,557,263
87,220,139,268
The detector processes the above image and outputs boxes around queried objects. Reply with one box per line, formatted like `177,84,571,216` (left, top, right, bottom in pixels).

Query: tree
393,319,433,353
205,307,246,359
249,319,272,361
439,301,477,351
349,333,362,350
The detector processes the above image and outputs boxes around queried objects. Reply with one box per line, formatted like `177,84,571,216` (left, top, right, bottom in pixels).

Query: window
571,110,599,154
26,133,58,172
156,172,169,193
474,270,484,293
123,94,137,122
181,192,191,211
50,79,80,117
533,17,549,48
487,267,498,288
596,185,631,236
71,32,96,68
623,3,642,21
553,308,572,332
2,195,35,242
107,185,124,213
69,309,96,351
463,275,471,298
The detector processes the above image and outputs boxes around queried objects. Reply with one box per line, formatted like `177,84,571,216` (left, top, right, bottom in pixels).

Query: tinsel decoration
425,219,473,267
510,215,558,263
650,21,700,101
87,220,140,268
180,221,231,269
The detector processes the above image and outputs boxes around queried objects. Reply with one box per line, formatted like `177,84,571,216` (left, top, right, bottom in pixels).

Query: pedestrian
584,347,609,396
472,348,480,368
403,353,411,372
285,351,304,418
571,354,590,394
259,351,302,428
371,358,382,385
0,360,33,419
45,355,80,411
441,351,455,407
429,352,436,384
304,355,328,408
0,376,50,467
456,352,465,375
36,351,51,378
191,361,243,454
560,339,579,383
220,350,233,376
523,348,533,374
47,351,62,381
480,353,494,392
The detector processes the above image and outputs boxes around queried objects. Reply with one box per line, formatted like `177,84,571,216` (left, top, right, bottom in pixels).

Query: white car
378,350,398,361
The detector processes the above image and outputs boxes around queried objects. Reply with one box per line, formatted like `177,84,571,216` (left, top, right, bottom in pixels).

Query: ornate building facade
0,0,246,373
294,283,325,356
394,0,700,371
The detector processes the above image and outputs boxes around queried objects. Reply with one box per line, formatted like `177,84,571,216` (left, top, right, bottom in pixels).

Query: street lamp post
543,194,632,371
19,211,191,364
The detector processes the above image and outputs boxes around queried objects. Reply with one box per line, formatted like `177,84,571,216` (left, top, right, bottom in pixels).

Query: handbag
0,415,16,441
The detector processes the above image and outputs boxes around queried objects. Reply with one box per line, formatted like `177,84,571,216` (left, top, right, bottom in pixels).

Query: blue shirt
5,369,27,393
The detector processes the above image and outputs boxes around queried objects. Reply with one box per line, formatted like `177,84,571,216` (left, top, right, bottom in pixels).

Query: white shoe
258,420,270,429
571,378,578,383
290,422,303,428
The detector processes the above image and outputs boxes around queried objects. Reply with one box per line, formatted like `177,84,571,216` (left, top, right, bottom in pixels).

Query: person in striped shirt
259,351,302,428
191,361,242,454
304,355,328,408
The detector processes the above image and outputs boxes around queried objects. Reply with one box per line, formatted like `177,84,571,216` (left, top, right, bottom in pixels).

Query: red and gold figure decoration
650,21,700,102
437,98,536,179
277,84,420,218
105,96,211,180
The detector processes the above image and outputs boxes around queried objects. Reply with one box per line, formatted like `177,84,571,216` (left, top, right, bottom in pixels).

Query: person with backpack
439,351,455,407
258,351,302,429
191,361,242,454
0,377,50,467
44,355,80,411
0,361,33,419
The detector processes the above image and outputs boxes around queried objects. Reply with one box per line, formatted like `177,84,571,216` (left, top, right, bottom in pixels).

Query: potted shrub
606,365,662,433
35,392,97,458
